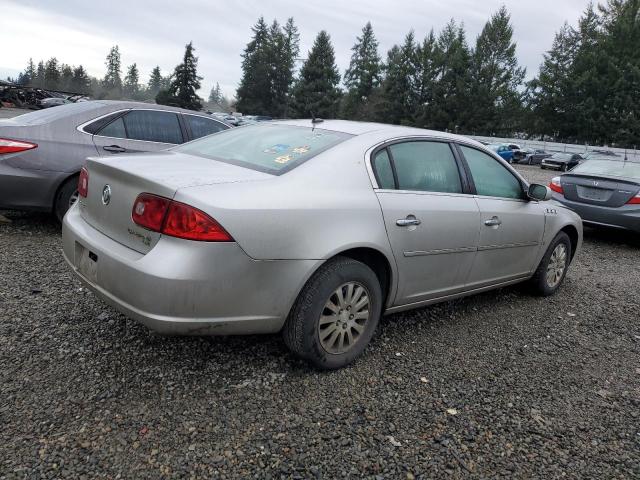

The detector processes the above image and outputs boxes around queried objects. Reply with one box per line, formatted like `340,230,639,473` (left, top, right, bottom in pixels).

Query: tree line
10,0,639,147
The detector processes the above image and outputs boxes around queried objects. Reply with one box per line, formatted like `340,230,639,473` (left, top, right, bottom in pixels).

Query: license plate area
75,242,98,283
576,185,612,202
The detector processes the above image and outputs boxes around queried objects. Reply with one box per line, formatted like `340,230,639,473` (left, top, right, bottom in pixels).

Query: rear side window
372,149,395,189
98,117,126,139
388,141,462,193
175,124,352,174
185,115,227,139
83,111,126,134
460,145,524,199
123,110,183,144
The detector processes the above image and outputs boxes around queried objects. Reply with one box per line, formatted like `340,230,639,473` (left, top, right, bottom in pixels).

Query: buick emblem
102,184,112,205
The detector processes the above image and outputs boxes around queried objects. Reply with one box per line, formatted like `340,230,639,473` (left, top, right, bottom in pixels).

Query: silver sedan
62,120,583,369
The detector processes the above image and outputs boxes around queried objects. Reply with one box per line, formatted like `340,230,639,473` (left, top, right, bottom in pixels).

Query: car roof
273,119,482,144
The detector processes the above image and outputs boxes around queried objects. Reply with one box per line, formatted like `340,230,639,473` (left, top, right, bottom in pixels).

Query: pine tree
414,30,439,128
208,82,223,104
18,58,36,86
33,61,45,89
469,7,526,135
71,66,90,93
147,66,164,98
292,31,342,118
59,64,74,91
123,63,140,99
270,17,300,117
43,58,60,90
236,17,273,115
160,42,203,110
379,31,419,125
430,20,472,132
103,45,123,96
343,22,382,120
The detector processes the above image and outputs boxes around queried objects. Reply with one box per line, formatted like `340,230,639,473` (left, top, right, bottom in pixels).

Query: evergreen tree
102,45,123,96
430,20,473,132
71,66,91,93
379,32,419,125
43,58,60,90
33,61,45,88
17,58,36,86
414,30,440,128
59,64,74,91
160,42,202,110
343,22,382,120
291,30,342,118
270,17,300,117
236,17,273,115
123,63,140,99
469,7,526,135
147,66,164,98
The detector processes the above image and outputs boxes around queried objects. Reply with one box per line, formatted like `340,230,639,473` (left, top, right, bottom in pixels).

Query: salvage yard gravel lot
0,165,638,479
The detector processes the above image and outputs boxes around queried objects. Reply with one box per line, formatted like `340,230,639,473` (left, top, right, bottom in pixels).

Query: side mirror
528,183,553,201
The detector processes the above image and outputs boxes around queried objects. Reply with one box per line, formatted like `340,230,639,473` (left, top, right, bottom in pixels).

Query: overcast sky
3,0,589,98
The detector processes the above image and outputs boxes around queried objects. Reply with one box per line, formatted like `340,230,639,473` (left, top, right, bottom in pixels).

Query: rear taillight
0,138,37,154
78,167,89,198
549,176,563,194
132,193,233,242
627,193,640,205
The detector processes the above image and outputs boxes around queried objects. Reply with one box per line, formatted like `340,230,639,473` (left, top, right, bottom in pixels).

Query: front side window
123,110,183,144
388,141,462,193
460,145,524,199
186,115,227,140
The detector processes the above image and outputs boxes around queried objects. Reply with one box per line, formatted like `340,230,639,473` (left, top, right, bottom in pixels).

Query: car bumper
552,194,640,233
62,205,318,335
0,163,66,211
541,160,563,170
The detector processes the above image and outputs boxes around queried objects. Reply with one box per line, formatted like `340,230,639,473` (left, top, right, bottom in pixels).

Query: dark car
0,101,230,220
550,159,640,232
507,143,526,162
517,148,552,165
541,152,583,171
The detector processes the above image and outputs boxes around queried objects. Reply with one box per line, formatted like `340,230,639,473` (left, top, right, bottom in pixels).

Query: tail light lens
627,192,640,205
78,167,89,198
549,176,563,194
0,138,37,154
132,193,233,242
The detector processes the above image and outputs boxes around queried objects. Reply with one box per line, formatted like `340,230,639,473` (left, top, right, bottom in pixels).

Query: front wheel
529,232,572,296
54,176,79,223
283,257,382,370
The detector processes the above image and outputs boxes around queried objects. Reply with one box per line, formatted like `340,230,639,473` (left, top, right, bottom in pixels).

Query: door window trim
369,138,473,195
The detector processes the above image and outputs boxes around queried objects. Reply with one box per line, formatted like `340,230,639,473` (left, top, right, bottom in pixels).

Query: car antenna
311,112,323,130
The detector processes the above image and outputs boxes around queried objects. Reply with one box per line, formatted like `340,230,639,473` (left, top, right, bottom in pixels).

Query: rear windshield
7,101,105,125
572,159,640,180
174,123,352,174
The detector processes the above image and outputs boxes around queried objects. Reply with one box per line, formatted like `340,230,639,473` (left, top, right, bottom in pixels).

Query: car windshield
571,159,640,180
550,153,571,160
174,123,353,174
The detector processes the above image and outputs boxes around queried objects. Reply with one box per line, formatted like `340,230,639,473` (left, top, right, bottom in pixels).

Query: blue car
488,144,514,163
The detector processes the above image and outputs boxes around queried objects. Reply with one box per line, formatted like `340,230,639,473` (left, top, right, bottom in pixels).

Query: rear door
457,144,545,287
91,109,184,155
373,140,480,306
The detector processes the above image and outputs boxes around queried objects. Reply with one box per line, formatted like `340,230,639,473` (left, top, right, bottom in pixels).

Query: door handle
484,216,502,227
396,215,421,227
103,145,126,153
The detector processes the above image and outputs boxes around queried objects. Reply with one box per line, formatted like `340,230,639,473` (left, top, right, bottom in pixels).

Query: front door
372,141,481,306
457,145,545,287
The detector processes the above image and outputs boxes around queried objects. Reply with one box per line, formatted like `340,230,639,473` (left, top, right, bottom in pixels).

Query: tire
283,256,382,370
529,232,572,296
561,164,568,172
54,176,79,223
540,165,546,170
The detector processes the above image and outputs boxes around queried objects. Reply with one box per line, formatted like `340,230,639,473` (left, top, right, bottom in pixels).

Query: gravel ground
1,165,639,479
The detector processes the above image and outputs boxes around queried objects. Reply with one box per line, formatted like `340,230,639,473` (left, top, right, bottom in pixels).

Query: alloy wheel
318,282,370,355
546,243,567,288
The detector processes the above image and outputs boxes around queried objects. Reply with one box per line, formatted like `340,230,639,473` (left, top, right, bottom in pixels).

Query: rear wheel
54,176,79,223
561,164,568,172
283,256,382,370
530,232,571,296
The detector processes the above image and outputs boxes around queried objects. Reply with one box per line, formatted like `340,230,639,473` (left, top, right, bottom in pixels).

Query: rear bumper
0,163,66,211
552,194,640,233
62,205,318,335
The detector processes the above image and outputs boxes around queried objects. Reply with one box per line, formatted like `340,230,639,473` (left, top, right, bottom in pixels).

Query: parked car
39,97,72,108
62,120,582,369
0,100,230,220
507,143,526,162
549,159,640,232
517,148,552,165
541,152,583,171
488,143,514,163
581,150,621,160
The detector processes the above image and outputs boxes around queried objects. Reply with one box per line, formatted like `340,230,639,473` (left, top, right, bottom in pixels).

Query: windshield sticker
275,154,292,164
263,144,290,154
292,145,310,154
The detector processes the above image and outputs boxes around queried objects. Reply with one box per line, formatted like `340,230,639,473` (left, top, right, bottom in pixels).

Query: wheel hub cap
318,282,370,355
546,243,567,288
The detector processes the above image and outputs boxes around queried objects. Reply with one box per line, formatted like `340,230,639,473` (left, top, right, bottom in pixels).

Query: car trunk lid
79,151,271,253
560,174,640,207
